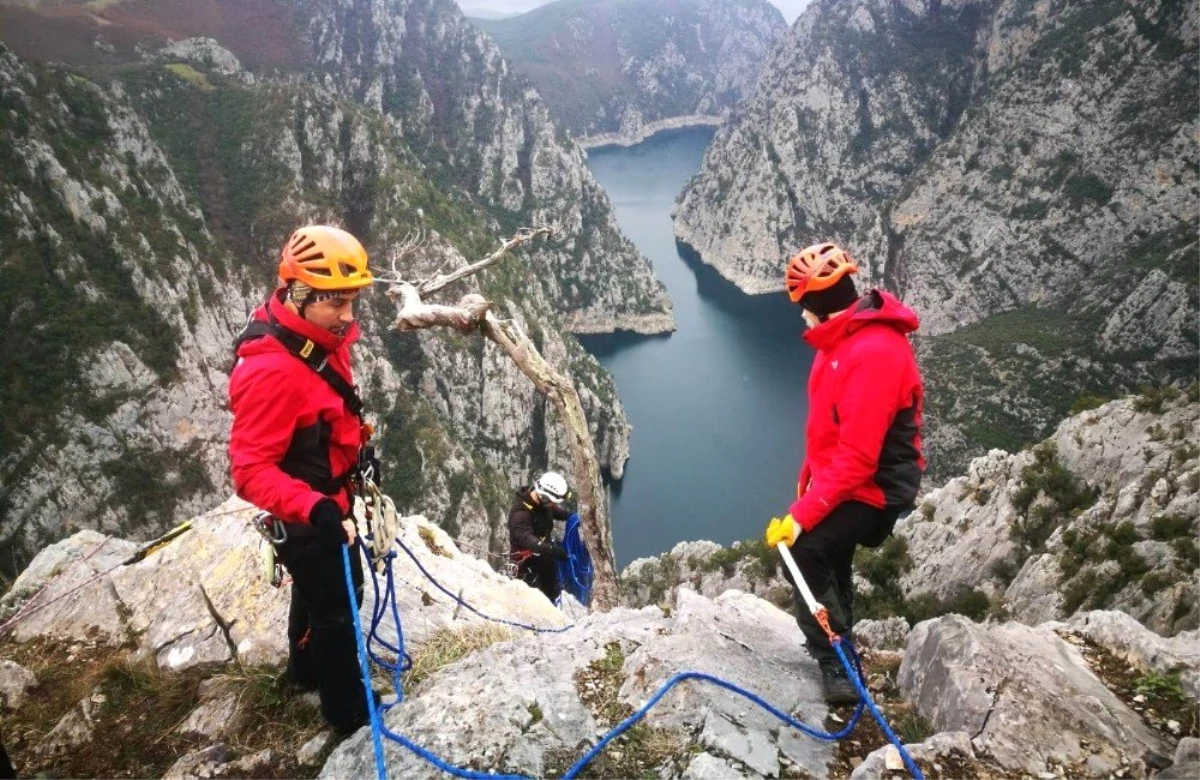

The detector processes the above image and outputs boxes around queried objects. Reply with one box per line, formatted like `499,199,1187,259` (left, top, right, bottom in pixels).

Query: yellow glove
764,514,801,548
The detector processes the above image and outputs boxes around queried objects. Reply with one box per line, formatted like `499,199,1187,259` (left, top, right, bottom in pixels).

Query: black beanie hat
800,274,859,320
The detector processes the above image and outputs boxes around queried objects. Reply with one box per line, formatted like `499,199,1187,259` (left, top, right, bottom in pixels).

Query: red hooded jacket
788,290,924,532
228,291,364,525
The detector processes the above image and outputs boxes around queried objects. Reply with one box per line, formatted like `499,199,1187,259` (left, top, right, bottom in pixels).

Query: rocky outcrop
4,495,1196,779
474,0,785,145
578,115,723,151
902,390,1198,636
899,614,1178,779
324,586,833,779
0,0,676,574
0,496,566,668
620,539,788,609
674,0,1198,477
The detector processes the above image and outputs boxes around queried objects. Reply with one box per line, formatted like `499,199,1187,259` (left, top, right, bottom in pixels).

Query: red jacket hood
236,289,361,359
803,289,919,352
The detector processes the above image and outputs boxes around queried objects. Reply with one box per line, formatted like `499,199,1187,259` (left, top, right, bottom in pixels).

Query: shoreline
577,115,723,152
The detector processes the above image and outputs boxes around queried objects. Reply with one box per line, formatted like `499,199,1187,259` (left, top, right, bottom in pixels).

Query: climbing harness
505,549,533,580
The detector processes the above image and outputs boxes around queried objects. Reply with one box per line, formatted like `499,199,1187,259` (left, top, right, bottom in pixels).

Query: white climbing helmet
534,471,569,504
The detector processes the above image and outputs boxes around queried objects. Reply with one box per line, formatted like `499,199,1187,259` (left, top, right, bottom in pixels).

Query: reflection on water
582,127,813,568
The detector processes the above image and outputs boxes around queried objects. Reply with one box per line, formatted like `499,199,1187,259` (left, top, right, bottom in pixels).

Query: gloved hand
310,498,350,550
764,514,801,548
541,541,569,562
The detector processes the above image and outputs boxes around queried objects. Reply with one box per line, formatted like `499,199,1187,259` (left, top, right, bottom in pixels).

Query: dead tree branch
382,226,619,611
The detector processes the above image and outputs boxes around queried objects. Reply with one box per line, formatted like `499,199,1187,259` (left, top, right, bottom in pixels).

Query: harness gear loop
252,511,288,546
505,549,533,580
251,511,288,588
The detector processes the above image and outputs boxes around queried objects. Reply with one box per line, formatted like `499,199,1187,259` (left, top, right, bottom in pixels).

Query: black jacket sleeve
509,507,545,552
551,504,571,521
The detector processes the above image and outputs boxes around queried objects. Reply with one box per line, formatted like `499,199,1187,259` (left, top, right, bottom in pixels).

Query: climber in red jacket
228,224,376,734
765,242,925,705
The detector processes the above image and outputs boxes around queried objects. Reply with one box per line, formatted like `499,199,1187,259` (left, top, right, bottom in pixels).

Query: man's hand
764,514,801,548
541,541,569,561
310,498,351,551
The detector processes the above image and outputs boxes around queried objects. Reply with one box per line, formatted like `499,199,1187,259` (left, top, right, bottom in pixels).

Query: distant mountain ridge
674,0,1198,479
474,0,786,146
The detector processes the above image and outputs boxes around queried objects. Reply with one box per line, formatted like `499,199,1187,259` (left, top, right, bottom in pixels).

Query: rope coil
340,528,925,780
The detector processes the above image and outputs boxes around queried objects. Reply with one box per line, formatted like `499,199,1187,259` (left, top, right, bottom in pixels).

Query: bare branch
380,224,619,610
415,226,555,298
384,229,429,280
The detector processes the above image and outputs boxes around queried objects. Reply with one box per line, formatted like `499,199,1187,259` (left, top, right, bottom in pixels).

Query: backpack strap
232,316,364,420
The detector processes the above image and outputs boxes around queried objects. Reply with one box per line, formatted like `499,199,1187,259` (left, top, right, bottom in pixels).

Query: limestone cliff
673,0,1198,477
473,0,786,147
0,0,674,574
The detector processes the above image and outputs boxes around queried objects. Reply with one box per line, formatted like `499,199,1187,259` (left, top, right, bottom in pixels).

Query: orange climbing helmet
278,225,374,291
784,242,858,303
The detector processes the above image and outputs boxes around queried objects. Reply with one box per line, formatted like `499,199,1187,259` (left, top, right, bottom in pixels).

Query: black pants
784,501,898,668
0,732,15,780
278,530,366,732
518,553,561,603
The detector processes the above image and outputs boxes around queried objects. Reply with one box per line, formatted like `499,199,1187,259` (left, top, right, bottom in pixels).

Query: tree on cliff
379,227,619,610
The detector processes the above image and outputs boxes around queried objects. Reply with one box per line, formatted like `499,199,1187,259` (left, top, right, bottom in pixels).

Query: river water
581,128,815,568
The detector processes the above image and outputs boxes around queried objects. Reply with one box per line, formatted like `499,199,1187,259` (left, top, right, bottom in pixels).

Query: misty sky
457,0,812,23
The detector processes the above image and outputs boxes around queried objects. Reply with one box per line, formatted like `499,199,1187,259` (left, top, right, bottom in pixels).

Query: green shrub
1133,386,1182,413
1140,571,1172,596
1150,513,1194,541
854,536,914,620
1064,173,1114,205
1011,444,1095,554
905,587,991,624
1070,394,1108,414
1133,669,1186,701
1010,199,1050,220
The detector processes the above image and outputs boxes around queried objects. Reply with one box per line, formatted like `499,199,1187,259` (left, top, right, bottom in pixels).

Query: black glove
543,541,569,562
310,498,348,550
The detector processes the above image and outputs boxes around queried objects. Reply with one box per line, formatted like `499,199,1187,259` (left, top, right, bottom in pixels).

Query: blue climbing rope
342,543,388,780
836,640,925,779
364,545,411,708
346,530,925,780
555,514,593,607
394,535,573,633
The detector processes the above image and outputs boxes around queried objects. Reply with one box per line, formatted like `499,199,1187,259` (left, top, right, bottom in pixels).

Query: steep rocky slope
474,0,786,147
1,496,1196,779
0,0,673,574
674,0,1198,477
622,387,1199,639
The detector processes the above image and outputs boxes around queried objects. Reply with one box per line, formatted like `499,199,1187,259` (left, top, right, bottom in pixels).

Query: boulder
900,615,1172,777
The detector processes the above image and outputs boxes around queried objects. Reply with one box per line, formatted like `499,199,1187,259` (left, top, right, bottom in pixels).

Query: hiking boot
331,690,383,736
820,666,860,705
